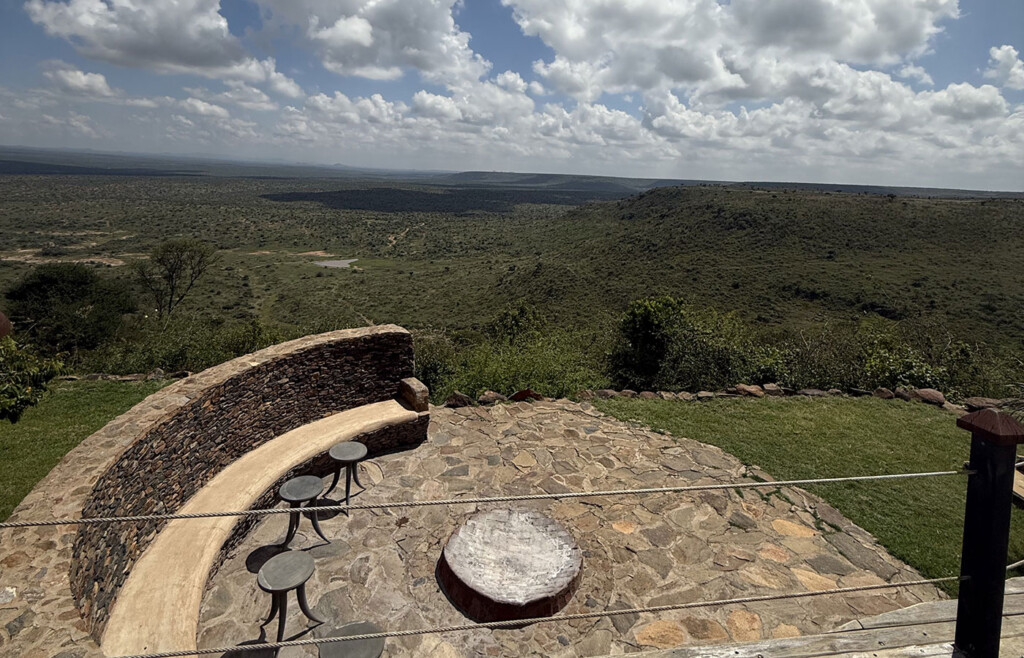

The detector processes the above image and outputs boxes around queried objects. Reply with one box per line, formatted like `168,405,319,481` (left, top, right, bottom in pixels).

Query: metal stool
325,441,368,515
280,475,329,547
318,620,385,658
257,550,324,642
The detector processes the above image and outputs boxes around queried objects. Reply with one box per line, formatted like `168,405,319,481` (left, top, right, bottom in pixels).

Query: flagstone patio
197,399,943,657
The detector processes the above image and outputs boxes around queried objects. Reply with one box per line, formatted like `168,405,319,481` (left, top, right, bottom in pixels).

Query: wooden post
955,408,1024,658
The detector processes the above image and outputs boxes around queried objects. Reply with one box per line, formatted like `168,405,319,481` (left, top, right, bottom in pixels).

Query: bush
610,296,1013,397
0,336,62,423
610,297,756,391
4,263,135,358
84,316,289,374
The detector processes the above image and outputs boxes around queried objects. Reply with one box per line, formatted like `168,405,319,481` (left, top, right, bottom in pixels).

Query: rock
400,377,430,411
728,511,758,530
771,519,817,537
681,617,728,641
510,389,544,402
806,553,856,576
964,397,1003,411
677,391,695,401
146,368,165,381
607,599,640,634
873,387,894,399
635,620,688,648
763,383,784,397
169,370,191,379
793,568,837,591
657,391,677,400
577,390,595,400
696,391,715,401
477,390,508,405
827,388,843,396
57,375,81,381
825,533,899,580
772,623,801,638
595,389,619,399
942,402,967,415
426,642,462,658
620,390,638,399
915,388,946,406
797,388,828,397
735,384,765,398
638,391,658,400
726,610,762,641
894,387,914,401
849,388,872,397
445,391,474,408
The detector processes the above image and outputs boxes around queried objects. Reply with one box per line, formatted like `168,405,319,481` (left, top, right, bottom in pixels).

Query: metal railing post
955,408,1024,657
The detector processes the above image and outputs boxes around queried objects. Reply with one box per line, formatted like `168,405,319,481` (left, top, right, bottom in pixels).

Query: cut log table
438,508,583,622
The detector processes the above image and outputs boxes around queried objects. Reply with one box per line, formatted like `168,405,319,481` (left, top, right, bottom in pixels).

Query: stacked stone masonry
0,325,420,656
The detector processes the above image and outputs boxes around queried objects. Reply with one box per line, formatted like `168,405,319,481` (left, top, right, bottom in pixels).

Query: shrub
4,263,135,357
0,336,62,423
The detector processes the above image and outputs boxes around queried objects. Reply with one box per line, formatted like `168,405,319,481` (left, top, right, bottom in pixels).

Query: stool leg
282,503,299,547
351,461,365,489
262,592,280,626
275,592,289,643
344,466,352,517
297,583,325,624
325,464,342,496
308,502,330,543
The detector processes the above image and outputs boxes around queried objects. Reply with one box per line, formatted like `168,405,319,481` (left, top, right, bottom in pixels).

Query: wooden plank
1013,469,1024,501
619,612,1024,658
836,578,1024,631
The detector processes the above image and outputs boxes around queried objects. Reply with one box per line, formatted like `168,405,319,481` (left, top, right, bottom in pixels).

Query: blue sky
0,0,1021,189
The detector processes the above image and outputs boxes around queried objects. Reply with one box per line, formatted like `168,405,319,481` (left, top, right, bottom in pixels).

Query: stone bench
101,397,427,656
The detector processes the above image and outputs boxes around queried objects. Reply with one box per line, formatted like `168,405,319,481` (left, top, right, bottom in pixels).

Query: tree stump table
438,508,583,622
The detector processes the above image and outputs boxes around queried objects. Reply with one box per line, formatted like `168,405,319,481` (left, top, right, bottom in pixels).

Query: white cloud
26,0,303,96
181,97,230,119
257,0,490,86
504,0,958,102
897,64,934,87
43,63,116,98
984,45,1024,90
187,82,278,112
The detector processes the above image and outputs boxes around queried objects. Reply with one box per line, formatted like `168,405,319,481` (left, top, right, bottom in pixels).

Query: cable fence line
115,576,961,658
0,470,967,529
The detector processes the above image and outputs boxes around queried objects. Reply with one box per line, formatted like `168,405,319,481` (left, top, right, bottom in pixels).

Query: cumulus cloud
985,45,1024,90
180,97,230,119
43,63,116,98
897,64,934,87
26,0,302,96
257,0,490,86
504,0,958,102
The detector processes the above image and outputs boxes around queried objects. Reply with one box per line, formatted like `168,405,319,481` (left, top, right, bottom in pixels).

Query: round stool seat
258,551,315,593
329,441,368,463
280,475,324,503
318,621,385,658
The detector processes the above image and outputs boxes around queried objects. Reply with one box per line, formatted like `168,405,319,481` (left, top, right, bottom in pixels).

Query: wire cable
0,470,965,529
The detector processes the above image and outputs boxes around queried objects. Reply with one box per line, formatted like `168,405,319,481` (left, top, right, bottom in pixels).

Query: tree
132,239,218,318
4,263,135,355
0,336,62,423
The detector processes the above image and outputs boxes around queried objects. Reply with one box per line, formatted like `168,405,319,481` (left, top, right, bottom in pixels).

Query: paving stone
635,620,688,648
3,398,940,658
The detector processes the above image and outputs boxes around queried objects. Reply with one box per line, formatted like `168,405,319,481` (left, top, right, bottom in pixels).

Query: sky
0,0,1022,190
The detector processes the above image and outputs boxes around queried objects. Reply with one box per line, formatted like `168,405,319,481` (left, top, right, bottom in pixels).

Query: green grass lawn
595,396,1024,595
0,379,166,520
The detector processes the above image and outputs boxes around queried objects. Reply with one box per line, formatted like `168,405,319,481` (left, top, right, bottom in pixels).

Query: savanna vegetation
1,175,1020,404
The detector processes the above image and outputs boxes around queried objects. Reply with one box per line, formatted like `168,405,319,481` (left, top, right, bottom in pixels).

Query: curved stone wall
61,325,415,639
